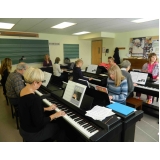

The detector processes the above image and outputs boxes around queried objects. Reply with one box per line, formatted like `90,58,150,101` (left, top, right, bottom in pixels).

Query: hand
89,77,93,81
47,104,57,111
133,83,137,86
109,96,113,100
55,111,66,118
156,77,159,80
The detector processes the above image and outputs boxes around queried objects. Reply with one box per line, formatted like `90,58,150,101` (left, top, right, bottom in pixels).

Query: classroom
0,18,159,144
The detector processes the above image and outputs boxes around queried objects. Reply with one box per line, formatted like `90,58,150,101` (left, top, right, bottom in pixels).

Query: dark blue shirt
72,67,88,82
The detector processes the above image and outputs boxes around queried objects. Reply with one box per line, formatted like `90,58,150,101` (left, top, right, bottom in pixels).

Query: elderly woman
18,67,66,142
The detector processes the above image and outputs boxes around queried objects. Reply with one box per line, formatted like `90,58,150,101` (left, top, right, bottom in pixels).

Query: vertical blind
63,44,79,59
0,38,49,64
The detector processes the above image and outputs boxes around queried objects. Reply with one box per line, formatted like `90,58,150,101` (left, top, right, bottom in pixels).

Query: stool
126,97,143,110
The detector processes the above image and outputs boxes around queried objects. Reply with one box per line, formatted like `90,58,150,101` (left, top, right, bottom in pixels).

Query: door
91,40,102,65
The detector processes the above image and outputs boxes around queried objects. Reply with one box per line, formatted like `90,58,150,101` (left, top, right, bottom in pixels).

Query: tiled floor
0,85,159,142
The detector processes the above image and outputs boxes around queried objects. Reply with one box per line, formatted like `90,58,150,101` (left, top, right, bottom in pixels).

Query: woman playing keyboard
18,67,67,142
107,65,128,104
73,59,93,82
136,53,159,104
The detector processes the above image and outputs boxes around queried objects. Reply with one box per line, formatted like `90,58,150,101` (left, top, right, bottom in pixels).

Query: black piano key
87,127,96,132
83,124,91,128
69,115,77,118
86,126,95,132
74,118,82,122
89,129,97,133
67,112,74,116
78,121,86,125
77,120,84,124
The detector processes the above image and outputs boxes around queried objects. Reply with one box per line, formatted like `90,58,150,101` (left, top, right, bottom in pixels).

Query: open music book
78,79,108,93
63,81,87,108
86,64,98,73
130,71,148,85
42,71,52,87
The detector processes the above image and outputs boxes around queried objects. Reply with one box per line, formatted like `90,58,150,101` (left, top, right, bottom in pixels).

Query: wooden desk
123,58,148,70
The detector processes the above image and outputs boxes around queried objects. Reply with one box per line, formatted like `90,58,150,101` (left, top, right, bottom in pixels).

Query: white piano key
35,90,43,96
83,76,101,82
43,98,99,139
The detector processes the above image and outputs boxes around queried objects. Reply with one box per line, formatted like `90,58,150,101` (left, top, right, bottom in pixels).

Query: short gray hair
120,60,131,68
16,62,27,70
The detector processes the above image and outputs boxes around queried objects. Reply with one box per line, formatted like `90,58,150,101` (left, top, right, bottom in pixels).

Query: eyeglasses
42,80,46,83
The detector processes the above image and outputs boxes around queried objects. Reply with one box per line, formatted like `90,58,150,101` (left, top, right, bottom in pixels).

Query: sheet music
130,71,148,85
87,65,98,73
85,105,115,121
63,81,86,108
42,71,52,87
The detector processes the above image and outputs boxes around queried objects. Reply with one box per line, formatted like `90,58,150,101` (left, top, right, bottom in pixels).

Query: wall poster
129,36,159,58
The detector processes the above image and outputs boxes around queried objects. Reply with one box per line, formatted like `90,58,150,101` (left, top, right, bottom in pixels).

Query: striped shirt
5,71,25,98
107,78,128,104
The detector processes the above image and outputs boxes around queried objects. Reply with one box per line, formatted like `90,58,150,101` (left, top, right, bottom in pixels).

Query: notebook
107,102,136,116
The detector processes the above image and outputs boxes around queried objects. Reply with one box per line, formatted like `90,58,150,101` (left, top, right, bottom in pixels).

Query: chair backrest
64,57,70,64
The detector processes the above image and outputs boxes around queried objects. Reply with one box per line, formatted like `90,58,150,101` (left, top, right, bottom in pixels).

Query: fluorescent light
131,18,158,23
0,22,15,29
73,31,91,35
51,22,76,29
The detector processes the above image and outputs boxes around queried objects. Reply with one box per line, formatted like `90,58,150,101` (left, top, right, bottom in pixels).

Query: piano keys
42,93,123,142
134,81,159,98
83,72,108,86
35,85,52,97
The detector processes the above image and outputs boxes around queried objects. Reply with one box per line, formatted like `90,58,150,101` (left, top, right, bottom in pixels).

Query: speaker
106,49,109,53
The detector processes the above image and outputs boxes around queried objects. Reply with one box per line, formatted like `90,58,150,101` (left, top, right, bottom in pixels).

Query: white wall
102,38,115,63
38,33,91,69
0,33,91,71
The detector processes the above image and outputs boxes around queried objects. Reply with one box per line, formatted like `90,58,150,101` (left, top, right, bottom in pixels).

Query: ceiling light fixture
0,22,15,29
131,18,158,23
73,31,91,35
51,22,76,29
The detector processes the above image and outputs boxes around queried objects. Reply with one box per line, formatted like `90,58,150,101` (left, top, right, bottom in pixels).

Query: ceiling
0,18,159,35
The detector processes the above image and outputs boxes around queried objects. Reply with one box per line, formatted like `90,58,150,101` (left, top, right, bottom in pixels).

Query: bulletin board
129,36,159,58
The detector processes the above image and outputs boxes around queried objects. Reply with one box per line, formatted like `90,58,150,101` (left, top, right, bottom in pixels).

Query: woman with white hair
18,67,66,142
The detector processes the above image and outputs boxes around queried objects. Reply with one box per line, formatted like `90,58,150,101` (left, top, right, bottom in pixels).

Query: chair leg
5,96,9,105
15,113,19,130
11,104,14,119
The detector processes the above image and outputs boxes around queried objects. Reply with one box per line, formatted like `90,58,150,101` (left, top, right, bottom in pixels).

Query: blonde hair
44,54,50,61
75,59,83,66
24,67,44,84
0,58,12,76
148,53,158,63
108,65,125,86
